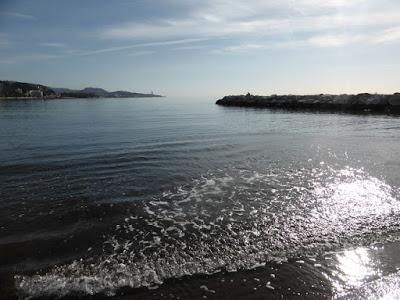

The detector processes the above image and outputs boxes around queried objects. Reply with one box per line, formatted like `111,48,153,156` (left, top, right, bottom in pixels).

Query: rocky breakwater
216,93,400,113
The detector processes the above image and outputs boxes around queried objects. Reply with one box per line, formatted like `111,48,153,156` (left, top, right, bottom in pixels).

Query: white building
28,90,44,98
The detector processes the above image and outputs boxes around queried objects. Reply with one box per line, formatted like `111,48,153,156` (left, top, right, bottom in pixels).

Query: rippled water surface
0,97,399,299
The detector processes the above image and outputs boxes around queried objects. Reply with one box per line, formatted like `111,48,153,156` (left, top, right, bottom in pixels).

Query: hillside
0,81,57,98
52,86,162,98
0,80,163,99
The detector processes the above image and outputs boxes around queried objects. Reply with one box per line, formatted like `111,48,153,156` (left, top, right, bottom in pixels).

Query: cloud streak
40,43,67,48
102,11,400,41
0,38,208,64
101,1,400,39
2,12,36,20
127,50,155,57
74,38,209,56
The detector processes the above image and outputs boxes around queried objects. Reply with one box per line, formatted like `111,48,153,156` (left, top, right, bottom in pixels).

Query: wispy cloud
102,11,400,41
74,38,209,56
374,26,400,44
294,0,366,8
215,25,400,54
0,38,207,64
213,43,268,54
308,34,365,47
1,0,400,66
309,27,400,47
3,12,36,20
127,50,154,57
40,43,67,48
173,45,210,51
99,0,400,57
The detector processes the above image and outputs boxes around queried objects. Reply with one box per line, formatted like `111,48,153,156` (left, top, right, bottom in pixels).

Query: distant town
0,80,163,99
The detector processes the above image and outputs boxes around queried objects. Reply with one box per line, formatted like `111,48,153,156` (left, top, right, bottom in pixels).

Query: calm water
0,97,400,299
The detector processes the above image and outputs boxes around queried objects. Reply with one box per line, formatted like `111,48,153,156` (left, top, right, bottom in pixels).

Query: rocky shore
216,93,400,113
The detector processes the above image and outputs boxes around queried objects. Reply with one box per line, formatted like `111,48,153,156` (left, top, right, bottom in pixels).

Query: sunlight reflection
313,167,398,221
335,248,376,289
332,247,400,299
312,167,400,298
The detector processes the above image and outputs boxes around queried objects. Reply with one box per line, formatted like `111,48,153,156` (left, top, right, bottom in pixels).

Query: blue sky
0,0,399,97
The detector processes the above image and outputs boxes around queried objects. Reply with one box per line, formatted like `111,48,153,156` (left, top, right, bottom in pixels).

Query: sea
0,97,400,299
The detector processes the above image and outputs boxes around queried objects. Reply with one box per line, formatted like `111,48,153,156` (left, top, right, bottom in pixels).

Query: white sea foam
16,164,400,298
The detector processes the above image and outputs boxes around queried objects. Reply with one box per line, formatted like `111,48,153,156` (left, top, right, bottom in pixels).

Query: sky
0,0,399,97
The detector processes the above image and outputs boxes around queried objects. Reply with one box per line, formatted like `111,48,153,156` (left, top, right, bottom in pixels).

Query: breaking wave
16,163,400,298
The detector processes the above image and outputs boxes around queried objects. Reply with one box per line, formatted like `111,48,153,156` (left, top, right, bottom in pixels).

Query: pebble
266,281,275,290
200,285,216,294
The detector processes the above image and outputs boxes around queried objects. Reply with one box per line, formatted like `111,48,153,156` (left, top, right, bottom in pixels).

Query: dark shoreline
4,240,400,299
0,95,164,100
216,93,400,113
0,80,164,100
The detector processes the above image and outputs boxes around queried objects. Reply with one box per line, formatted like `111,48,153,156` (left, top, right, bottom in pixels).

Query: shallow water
0,97,399,299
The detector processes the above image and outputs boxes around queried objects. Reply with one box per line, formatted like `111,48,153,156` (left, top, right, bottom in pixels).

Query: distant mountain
0,80,163,99
80,87,109,97
50,87,76,93
52,86,162,98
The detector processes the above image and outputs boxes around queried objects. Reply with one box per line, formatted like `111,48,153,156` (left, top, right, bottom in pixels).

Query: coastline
0,80,164,100
5,240,400,299
0,95,164,100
